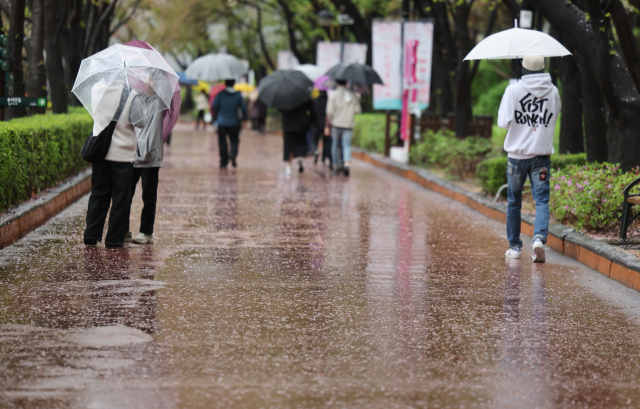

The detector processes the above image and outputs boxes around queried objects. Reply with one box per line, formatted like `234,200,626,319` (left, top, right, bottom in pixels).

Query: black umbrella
258,70,313,110
325,63,384,86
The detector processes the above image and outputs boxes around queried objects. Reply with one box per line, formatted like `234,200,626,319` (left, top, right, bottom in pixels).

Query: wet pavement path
3,125,640,408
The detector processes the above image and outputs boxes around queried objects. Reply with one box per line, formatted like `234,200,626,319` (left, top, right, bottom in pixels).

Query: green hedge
410,130,494,177
477,153,587,196
0,112,93,211
352,113,397,154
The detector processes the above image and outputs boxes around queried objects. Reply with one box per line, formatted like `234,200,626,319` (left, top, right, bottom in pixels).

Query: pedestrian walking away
83,79,138,248
126,72,167,245
312,89,330,167
212,79,247,168
194,90,209,131
280,99,317,176
326,79,361,177
498,55,561,263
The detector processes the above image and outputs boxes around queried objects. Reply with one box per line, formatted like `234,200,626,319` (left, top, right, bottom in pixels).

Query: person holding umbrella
498,55,561,263
73,44,180,248
257,70,316,176
325,79,361,176
212,79,247,168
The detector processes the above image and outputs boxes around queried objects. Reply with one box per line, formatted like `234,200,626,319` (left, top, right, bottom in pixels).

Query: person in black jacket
280,99,317,176
312,90,330,167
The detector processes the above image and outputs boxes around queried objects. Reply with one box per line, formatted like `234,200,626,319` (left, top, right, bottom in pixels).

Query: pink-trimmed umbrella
126,39,181,142
313,75,332,91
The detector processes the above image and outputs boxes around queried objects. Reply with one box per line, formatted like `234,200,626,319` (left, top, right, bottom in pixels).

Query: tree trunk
44,0,67,114
558,55,584,154
453,3,472,137
61,0,83,106
577,53,608,162
527,0,640,169
610,0,640,93
7,0,27,120
26,0,46,116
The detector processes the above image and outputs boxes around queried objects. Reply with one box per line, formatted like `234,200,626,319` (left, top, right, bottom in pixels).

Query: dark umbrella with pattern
258,70,313,111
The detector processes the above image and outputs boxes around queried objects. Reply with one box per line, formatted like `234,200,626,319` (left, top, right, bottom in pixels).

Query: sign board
372,21,402,110
403,21,434,111
372,20,434,111
316,42,342,74
5,72,13,83
316,42,368,74
343,43,367,65
0,35,8,47
0,97,47,107
277,51,299,70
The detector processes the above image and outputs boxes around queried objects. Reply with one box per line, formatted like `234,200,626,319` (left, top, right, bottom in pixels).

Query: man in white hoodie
497,55,561,263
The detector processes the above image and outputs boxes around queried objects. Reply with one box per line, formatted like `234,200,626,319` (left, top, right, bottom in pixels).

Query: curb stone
0,168,92,250
353,148,640,291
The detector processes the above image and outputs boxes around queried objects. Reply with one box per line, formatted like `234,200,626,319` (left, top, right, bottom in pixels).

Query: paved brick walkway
2,124,640,408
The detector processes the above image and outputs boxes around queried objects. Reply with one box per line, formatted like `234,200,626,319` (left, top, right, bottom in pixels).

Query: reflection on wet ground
2,125,640,408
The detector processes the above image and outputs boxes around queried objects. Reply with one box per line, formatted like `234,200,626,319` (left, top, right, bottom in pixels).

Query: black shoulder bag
81,87,130,163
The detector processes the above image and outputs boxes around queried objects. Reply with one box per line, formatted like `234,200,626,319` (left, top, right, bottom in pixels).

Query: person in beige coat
84,79,138,248
325,80,361,176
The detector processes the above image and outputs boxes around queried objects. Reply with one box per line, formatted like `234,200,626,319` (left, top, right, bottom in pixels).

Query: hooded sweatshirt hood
497,73,561,159
519,73,554,98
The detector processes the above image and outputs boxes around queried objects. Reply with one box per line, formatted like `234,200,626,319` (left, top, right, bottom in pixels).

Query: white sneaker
505,247,522,259
132,232,154,244
532,239,546,263
285,165,292,177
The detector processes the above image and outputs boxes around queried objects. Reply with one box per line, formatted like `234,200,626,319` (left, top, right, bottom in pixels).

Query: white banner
372,21,402,110
277,51,299,70
343,43,368,65
316,42,368,74
403,21,434,110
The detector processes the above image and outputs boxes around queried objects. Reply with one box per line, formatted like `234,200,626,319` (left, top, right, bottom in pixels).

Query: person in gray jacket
126,72,167,244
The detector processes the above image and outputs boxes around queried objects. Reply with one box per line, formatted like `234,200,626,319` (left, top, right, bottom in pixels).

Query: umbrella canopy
185,53,247,81
293,64,324,81
191,80,211,94
126,39,181,142
72,44,179,127
177,72,198,86
313,75,332,91
258,70,313,111
464,26,571,60
234,82,255,92
325,63,383,86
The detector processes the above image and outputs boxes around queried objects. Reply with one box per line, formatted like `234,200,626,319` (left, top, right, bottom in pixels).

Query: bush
550,163,640,231
0,112,92,211
410,129,494,177
474,79,509,118
352,113,397,154
477,153,587,196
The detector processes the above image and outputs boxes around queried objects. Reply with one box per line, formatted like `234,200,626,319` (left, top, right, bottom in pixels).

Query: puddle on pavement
1,129,640,408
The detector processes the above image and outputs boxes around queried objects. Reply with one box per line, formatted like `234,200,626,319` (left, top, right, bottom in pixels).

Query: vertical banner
343,43,368,65
372,21,402,110
316,42,342,74
402,21,434,110
277,51,299,70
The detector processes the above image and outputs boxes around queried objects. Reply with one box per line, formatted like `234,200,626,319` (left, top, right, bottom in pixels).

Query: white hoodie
497,73,561,159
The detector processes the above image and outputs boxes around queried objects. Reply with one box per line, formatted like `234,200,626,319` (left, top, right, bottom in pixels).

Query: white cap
522,55,545,71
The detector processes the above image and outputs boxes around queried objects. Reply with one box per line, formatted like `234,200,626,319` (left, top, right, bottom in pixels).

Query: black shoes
231,157,237,168
298,160,304,174
344,166,349,177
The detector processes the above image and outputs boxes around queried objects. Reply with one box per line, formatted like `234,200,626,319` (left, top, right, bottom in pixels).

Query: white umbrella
293,64,324,81
185,53,247,81
72,44,179,125
464,21,571,60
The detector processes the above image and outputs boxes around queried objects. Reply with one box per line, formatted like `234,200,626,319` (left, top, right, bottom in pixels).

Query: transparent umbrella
72,44,179,125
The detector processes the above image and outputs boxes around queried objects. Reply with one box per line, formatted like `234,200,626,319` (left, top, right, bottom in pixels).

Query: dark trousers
218,126,240,167
85,160,133,247
196,110,206,130
129,167,160,235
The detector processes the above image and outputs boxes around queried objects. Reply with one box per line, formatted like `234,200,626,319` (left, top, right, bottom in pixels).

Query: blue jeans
507,156,551,249
331,127,353,168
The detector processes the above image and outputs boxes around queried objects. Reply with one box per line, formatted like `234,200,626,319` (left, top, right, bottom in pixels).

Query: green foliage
352,113,397,154
0,112,92,212
550,163,640,231
410,130,494,177
477,153,587,196
473,79,509,118
471,60,511,109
